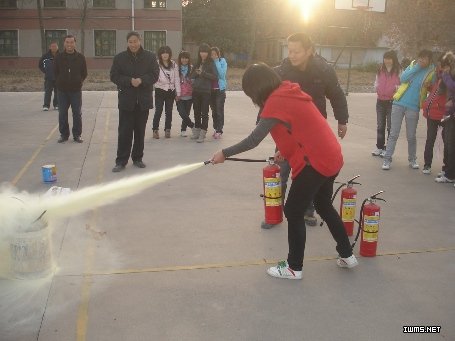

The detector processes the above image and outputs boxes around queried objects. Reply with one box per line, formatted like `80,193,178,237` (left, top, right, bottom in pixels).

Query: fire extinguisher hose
204,157,270,165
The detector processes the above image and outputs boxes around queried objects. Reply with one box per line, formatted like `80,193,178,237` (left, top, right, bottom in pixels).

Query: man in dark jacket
262,32,349,229
54,35,87,143
39,41,59,111
110,31,160,172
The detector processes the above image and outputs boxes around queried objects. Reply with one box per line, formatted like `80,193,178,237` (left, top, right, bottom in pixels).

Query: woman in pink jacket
372,50,401,157
152,46,181,139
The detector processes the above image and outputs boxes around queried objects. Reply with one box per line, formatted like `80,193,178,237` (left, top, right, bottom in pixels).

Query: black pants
424,118,446,169
210,89,226,133
192,91,211,130
284,165,352,271
152,88,175,131
444,118,455,179
116,104,149,166
176,99,194,131
58,90,82,138
376,99,392,150
43,79,58,108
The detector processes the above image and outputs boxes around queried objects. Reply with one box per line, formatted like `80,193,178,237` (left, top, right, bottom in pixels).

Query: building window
94,30,116,57
45,30,67,51
0,30,18,56
44,0,65,8
93,0,115,8
0,0,17,8
143,31,166,54
144,0,166,9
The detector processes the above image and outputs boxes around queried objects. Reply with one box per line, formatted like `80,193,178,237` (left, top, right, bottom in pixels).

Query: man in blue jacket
382,50,435,170
38,41,59,111
262,32,349,229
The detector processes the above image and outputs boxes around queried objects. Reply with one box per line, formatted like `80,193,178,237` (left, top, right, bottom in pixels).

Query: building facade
0,0,182,69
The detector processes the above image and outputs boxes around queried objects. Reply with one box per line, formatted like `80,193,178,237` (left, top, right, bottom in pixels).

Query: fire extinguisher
261,157,283,225
339,175,361,236
321,175,361,234
352,191,386,257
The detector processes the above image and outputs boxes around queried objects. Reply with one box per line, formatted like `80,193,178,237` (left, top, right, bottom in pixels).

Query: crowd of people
37,31,454,280
372,49,455,188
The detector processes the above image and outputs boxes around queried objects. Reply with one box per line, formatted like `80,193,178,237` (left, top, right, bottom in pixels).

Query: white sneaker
437,171,445,178
266,260,302,280
180,131,188,137
42,107,49,111
435,175,454,183
337,255,359,268
380,150,386,157
382,161,391,170
422,166,431,175
409,161,419,169
371,148,383,156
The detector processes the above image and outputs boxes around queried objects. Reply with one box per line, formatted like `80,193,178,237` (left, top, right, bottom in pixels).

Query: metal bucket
10,222,53,279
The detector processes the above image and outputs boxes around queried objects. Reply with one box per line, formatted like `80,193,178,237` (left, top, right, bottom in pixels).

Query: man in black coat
110,31,160,172
38,41,59,111
262,32,349,229
54,35,87,143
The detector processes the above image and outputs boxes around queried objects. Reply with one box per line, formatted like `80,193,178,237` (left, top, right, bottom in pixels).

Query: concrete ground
0,91,454,341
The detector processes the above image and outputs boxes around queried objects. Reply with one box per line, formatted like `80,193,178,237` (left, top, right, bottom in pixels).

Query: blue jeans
285,165,352,271
210,89,226,133
376,99,392,150
383,104,419,163
43,79,58,108
58,90,82,138
176,99,194,131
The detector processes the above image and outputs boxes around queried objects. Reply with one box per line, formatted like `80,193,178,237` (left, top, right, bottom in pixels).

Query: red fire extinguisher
339,175,361,236
262,157,283,225
352,191,385,257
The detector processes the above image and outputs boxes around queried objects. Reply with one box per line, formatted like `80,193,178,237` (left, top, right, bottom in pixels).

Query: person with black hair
262,32,349,229
38,41,59,111
210,63,358,280
189,43,218,143
372,50,401,157
54,35,87,143
110,31,159,172
152,46,181,139
382,49,435,170
210,46,228,139
176,50,195,137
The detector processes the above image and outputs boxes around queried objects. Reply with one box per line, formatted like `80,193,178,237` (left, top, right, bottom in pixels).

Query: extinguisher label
341,198,356,222
363,215,379,242
264,177,282,206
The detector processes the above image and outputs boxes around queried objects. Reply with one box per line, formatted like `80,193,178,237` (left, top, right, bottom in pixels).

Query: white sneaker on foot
180,131,188,137
382,161,391,170
409,161,419,169
435,175,454,183
371,148,383,156
266,260,302,280
422,166,431,175
437,170,445,178
337,255,359,268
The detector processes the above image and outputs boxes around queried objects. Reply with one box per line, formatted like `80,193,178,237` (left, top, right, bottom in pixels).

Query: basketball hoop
353,5,373,11
352,0,372,11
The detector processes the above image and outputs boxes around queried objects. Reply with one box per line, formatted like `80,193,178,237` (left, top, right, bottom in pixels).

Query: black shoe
133,160,146,168
112,164,125,172
58,136,68,143
73,136,84,143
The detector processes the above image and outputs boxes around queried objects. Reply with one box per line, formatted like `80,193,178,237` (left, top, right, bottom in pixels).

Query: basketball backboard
335,0,386,12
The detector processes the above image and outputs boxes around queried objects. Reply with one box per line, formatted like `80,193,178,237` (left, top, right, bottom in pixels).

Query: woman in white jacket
152,46,181,138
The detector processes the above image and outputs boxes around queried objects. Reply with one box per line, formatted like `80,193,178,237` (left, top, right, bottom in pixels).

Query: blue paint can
42,164,57,183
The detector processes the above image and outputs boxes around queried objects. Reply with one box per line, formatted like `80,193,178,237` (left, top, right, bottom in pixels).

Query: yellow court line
76,107,110,341
70,246,455,277
11,124,59,186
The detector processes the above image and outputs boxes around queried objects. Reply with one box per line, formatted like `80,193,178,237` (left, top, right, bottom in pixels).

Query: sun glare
289,0,320,24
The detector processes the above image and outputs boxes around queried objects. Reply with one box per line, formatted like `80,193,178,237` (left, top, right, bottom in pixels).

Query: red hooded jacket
260,81,343,179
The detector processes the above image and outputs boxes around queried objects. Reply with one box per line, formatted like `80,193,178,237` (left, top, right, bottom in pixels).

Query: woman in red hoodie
210,63,358,280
